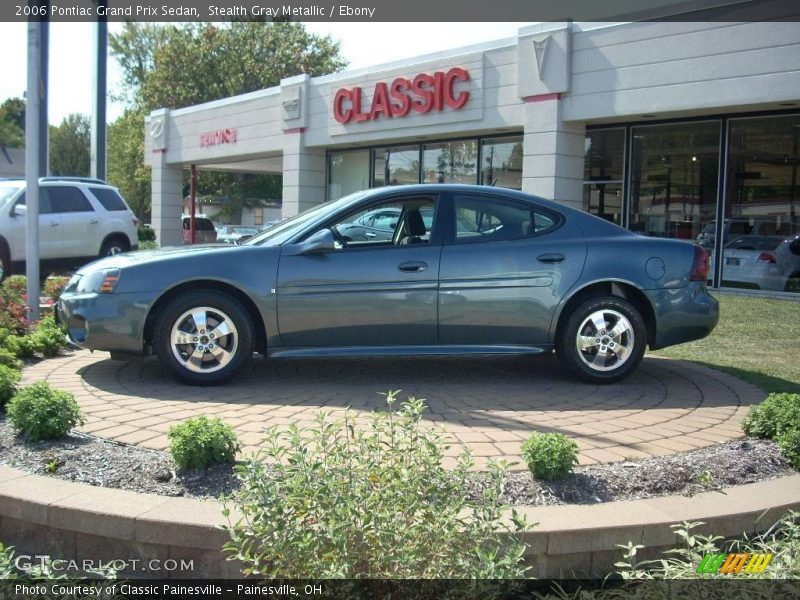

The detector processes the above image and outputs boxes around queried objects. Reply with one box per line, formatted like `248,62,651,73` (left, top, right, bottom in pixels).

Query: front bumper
56,291,154,355
646,282,719,350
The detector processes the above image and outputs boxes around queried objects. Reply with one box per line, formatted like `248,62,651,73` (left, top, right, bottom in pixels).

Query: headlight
77,268,121,294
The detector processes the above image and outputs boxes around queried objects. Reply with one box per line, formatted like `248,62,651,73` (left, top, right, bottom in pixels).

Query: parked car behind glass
181,216,217,244
216,225,260,245
719,234,800,292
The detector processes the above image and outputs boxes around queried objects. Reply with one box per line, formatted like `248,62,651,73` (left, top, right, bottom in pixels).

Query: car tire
154,289,254,385
556,295,647,384
99,237,130,257
0,244,11,281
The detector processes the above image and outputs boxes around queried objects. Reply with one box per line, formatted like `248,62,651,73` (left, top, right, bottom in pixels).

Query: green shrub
0,365,20,409
742,393,800,439
521,432,579,480
6,382,84,441
778,429,800,469
29,314,68,358
137,225,156,242
0,348,21,370
42,276,69,302
138,240,158,250
0,276,28,336
223,393,529,578
168,416,240,470
5,334,37,359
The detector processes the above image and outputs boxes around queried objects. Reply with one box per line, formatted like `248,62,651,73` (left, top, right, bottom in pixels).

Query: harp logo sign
696,553,773,575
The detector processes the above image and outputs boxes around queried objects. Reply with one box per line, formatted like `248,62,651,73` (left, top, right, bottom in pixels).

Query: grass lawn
652,293,800,394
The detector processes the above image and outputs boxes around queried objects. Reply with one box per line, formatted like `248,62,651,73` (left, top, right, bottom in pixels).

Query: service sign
333,67,471,124
198,128,237,148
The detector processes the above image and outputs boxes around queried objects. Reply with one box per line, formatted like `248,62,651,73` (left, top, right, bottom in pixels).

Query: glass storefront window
328,150,370,201
373,145,420,187
480,137,523,190
722,115,800,293
629,122,720,242
422,140,478,185
583,129,625,225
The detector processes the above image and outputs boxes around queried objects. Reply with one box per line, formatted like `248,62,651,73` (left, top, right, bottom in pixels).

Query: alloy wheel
575,309,635,372
169,306,239,374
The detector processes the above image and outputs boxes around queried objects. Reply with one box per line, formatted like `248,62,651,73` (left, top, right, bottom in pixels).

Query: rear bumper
56,291,152,355
646,283,719,350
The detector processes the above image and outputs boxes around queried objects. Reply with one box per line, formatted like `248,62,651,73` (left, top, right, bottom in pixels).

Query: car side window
46,187,94,213
89,187,128,211
13,192,54,214
328,197,436,249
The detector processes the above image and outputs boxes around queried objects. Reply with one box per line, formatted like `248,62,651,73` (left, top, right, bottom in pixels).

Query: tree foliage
0,98,26,149
107,22,347,221
49,113,90,177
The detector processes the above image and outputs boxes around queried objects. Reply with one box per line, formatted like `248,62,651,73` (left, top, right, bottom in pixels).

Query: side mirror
284,228,337,256
12,204,26,217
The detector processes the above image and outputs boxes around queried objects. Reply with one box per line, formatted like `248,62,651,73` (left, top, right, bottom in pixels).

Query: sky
0,22,534,126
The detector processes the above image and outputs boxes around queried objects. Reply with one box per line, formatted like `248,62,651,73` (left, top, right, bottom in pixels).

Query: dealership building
145,19,800,293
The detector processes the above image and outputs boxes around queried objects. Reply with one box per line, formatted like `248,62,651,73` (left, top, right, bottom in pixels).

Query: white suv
0,177,138,277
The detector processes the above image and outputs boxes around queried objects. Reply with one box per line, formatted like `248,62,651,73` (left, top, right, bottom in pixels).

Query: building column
281,131,326,218
151,154,183,246
521,96,585,210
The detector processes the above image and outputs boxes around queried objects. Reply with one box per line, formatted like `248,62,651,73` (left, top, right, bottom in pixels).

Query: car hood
79,244,240,272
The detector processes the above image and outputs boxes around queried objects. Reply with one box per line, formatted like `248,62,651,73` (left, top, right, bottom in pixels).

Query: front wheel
154,290,254,385
556,295,647,384
100,237,130,257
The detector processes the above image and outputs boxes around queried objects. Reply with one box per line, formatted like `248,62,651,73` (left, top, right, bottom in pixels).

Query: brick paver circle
22,351,764,470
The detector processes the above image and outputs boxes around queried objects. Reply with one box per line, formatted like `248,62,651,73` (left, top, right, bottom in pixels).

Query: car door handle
398,261,428,273
89,219,99,225
365,231,376,238
537,253,565,263
48,221,59,227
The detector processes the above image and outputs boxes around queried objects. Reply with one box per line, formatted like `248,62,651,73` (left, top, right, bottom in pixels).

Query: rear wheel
0,243,11,281
784,274,800,293
100,236,130,257
556,295,647,384
154,289,254,385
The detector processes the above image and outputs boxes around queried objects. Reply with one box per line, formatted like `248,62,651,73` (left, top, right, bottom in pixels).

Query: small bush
778,429,800,469
742,393,800,439
138,240,158,250
521,432,579,480
0,348,21,370
168,416,240,470
0,365,20,408
223,393,529,578
4,334,37,359
0,276,28,335
42,276,69,302
6,381,84,441
29,314,68,358
137,225,156,242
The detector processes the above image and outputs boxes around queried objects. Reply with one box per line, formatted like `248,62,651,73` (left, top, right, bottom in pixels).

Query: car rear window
90,187,128,211
183,218,215,231
45,186,94,212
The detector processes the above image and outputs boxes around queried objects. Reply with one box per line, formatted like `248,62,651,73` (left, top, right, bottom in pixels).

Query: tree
49,113,90,176
108,22,346,221
107,108,150,219
0,97,26,149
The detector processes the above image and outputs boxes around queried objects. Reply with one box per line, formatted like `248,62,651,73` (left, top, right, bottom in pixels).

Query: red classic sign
199,128,237,148
333,67,470,124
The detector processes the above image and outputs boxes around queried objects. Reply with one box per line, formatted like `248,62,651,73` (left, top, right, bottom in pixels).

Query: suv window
89,187,128,211
45,187,94,213
14,192,54,214
453,194,559,243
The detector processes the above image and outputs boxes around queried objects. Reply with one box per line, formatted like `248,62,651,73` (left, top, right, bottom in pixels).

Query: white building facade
145,20,800,293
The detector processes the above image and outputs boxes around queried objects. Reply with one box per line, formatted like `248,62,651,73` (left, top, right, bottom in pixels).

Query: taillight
757,252,776,264
690,244,709,281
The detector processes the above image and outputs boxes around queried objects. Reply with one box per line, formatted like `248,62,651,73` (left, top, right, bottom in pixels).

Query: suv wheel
0,244,10,281
556,295,647,384
100,237,129,257
154,289,254,385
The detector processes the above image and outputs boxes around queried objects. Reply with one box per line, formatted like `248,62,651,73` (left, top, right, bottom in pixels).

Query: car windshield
0,183,23,206
244,191,367,247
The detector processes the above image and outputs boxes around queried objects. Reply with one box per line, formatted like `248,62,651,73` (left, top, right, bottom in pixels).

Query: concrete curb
0,465,798,578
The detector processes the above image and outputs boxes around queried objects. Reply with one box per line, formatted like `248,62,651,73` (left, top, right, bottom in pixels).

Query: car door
276,194,442,348
438,192,587,346
5,191,62,261
45,186,98,258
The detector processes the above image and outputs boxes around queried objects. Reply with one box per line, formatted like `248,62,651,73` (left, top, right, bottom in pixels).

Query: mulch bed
0,417,793,505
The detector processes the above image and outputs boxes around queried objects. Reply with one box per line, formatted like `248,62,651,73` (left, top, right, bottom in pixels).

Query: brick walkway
21,351,763,470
